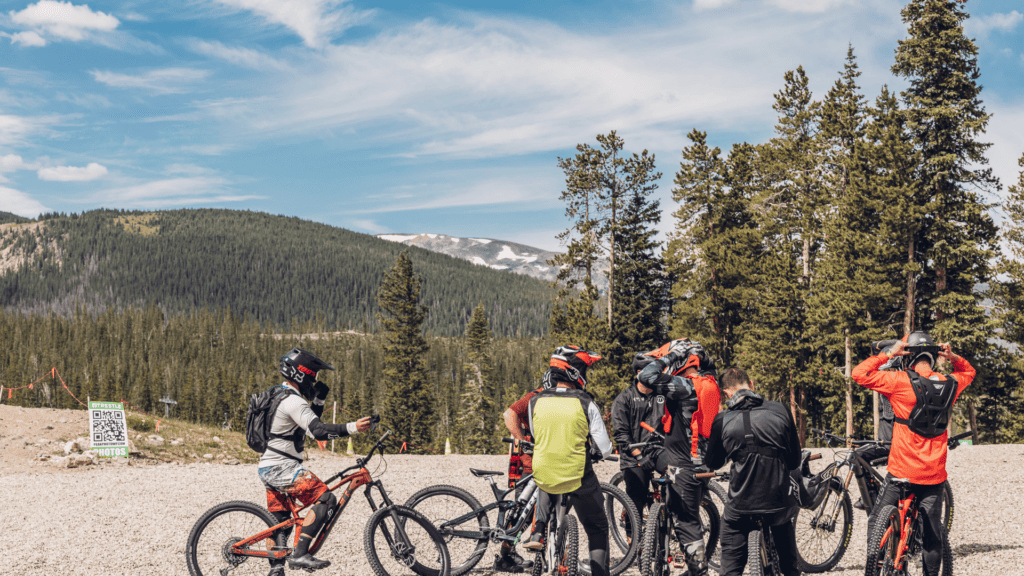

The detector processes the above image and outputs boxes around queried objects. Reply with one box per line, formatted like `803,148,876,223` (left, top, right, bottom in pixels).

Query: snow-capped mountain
377,233,562,283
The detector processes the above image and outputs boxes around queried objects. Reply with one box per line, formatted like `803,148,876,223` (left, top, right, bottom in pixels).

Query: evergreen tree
549,281,617,407
376,250,433,451
457,304,499,454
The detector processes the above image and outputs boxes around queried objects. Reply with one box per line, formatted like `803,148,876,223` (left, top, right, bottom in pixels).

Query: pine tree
457,304,499,454
549,281,617,407
376,250,433,451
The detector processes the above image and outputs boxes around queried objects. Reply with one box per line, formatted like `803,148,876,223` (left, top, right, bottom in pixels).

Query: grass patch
123,413,260,464
127,415,155,433
115,214,160,236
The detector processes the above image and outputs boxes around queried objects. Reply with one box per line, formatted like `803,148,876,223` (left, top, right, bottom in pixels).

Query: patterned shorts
259,461,329,513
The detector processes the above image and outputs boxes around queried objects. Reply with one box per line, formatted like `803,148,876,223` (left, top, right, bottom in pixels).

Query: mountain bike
185,431,451,576
864,478,953,576
794,429,965,573
405,438,639,576
633,423,728,576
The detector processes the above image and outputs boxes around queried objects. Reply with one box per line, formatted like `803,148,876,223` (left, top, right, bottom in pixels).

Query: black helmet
280,347,334,399
547,345,602,389
631,352,656,374
904,331,938,371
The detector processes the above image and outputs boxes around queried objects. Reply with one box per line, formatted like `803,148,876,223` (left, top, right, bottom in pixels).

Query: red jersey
508,388,541,473
851,354,974,485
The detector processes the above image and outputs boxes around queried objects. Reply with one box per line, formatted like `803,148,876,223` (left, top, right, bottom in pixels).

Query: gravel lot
1,405,1021,576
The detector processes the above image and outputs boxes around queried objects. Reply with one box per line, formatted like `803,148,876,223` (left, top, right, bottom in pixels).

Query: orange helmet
644,338,712,376
546,345,602,389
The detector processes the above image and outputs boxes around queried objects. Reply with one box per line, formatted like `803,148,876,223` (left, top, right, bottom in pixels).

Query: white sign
89,401,129,458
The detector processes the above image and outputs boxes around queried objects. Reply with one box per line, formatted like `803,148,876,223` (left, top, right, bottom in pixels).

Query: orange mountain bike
185,431,451,576
864,478,952,576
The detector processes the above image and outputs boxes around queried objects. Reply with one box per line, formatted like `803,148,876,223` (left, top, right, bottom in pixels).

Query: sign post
88,401,130,458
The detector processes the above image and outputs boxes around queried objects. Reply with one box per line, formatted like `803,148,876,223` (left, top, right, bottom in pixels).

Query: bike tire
795,481,853,573
558,514,580,576
706,480,728,573
864,504,899,576
940,481,954,533
639,502,668,576
184,500,281,576
364,504,452,576
578,482,640,576
747,529,766,576
699,495,721,573
404,484,489,576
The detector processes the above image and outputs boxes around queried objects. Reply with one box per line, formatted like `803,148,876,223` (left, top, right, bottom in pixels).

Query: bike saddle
470,468,505,477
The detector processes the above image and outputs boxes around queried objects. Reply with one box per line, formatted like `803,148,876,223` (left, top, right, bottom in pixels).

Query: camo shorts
259,461,329,513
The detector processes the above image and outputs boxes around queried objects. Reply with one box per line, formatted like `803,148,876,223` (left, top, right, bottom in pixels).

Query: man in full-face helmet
524,345,614,576
258,348,373,574
636,338,721,576
852,331,974,576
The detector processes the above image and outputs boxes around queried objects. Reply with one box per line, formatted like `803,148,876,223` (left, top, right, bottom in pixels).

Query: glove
638,453,659,473
588,445,604,462
313,380,330,400
800,449,813,477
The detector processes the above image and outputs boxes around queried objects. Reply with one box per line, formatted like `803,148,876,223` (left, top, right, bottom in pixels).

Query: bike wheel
364,504,451,576
699,495,721,573
185,500,282,576
578,482,640,576
706,480,728,573
746,529,770,576
557,514,580,576
795,481,853,573
864,504,899,576
404,484,489,576
940,481,954,533
639,502,670,576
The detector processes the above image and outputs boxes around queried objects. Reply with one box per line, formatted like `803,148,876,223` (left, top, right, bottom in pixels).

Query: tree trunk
873,391,880,441
607,182,617,330
904,238,915,335
845,333,854,440
802,238,811,285
968,400,979,444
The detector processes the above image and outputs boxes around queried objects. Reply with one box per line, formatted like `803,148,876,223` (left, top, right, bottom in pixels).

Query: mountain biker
525,345,614,576
493,388,544,573
636,338,720,576
258,348,372,574
852,331,974,576
611,354,668,526
705,367,802,576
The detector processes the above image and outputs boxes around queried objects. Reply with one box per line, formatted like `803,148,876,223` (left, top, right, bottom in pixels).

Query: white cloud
90,68,211,95
349,175,558,214
0,154,30,172
8,31,46,47
693,0,736,10
0,185,50,217
966,11,1023,37
767,0,853,14
8,1,119,43
0,113,55,145
186,39,286,70
348,218,388,234
212,0,374,48
96,176,261,208
37,162,107,181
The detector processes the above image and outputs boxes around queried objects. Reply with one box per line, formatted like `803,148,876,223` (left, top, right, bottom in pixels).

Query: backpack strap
265,387,304,462
737,408,782,459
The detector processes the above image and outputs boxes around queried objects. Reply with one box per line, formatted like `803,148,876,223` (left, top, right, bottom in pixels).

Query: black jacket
706,390,801,514
611,384,665,467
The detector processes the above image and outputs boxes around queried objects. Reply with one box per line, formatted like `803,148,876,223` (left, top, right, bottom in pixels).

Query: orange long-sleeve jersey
851,354,974,485
689,375,721,459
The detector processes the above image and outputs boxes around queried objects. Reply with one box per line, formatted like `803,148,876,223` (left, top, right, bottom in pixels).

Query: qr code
92,410,127,444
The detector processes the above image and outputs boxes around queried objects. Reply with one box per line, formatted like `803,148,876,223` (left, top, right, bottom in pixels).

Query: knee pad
683,540,708,574
311,492,338,524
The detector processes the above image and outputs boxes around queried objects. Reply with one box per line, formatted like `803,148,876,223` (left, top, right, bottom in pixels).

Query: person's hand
355,416,373,432
887,340,909,358
938,342,955,360
638,452,659,472
521,453,533,470
631,448,642,457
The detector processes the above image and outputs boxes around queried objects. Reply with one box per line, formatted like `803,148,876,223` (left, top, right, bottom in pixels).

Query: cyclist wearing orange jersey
852,331,974,576
637,338,720,576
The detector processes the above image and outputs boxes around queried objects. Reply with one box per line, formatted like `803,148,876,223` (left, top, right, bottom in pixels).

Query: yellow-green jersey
527,386,614,494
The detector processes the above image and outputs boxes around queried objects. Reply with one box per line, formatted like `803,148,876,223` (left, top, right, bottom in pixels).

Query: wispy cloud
37,162,107,181
767,0,854,14
348,175,558,214
0,113,58,145
185,38,287,70
95,176,261,208
693,0,737,11
966,11,1023,37
90,68,211,95
7,0,119,45
211,0,375,48
6,31,46,47
0,185,50,217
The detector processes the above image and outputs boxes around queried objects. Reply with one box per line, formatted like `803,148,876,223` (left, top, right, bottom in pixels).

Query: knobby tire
795,481,853,573
403,484,489,576
579,482,640,576
364,504,451,576
185,500,281,576
559,514,580,576
639,502,668,576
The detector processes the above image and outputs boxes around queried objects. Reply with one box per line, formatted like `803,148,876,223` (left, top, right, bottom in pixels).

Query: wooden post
845,333,854,441
873,392,880,441
331,401,337,453
968,400,979,444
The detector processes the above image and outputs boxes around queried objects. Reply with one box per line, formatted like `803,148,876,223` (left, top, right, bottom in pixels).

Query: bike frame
540,492,574,573
434,474,541,544
228,433,398,560
878,487,919,572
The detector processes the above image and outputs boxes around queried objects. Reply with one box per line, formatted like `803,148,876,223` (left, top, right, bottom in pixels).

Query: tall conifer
458,304,499,453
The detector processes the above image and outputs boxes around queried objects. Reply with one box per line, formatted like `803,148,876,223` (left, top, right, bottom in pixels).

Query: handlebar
808,453,822,461
502,437,533,446
695,471,727,480
948,430,973,450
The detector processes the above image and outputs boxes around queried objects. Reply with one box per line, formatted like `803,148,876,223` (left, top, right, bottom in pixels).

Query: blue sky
0,0,1021,251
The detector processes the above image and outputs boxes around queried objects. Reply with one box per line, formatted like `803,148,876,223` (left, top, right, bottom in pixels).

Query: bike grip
640,422,656,433
949,430,973,442
606,456,619,462
695,472,717,480
870,457,888,466
502,437,515,443
808,453,822,461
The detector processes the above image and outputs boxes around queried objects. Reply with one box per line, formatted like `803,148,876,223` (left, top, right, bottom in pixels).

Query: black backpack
893,371,958,439
245,385,302,461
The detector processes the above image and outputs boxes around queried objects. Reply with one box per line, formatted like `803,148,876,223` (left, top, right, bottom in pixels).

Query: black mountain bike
185,431,451,576
405,438,640,576
865,478,953,576
795,429,966,573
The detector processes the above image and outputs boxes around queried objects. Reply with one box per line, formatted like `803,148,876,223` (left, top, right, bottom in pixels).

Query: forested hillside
0,209,553,337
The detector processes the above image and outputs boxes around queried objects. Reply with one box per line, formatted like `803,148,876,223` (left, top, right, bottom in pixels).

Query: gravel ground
1,405,1021,576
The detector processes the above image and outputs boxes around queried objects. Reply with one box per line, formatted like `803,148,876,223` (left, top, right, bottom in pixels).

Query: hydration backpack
893,371,957,439
245,385,302,461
